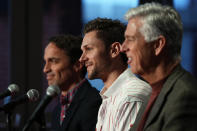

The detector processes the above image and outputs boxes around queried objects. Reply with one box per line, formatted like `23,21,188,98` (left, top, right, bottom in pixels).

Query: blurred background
0,0,196,130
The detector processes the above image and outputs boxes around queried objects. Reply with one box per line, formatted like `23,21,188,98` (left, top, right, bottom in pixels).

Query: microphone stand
6,111,12,131
38,112,47,131
22,111,46,131
0,107,13,131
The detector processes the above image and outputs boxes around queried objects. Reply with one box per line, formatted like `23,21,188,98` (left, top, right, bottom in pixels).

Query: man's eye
127,38,134,41
125,37,135,42
86,47,92,51
50,59,59,63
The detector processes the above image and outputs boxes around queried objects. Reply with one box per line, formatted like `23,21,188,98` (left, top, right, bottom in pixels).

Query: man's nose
121,41,127,53
79,53,86,62
43,62,50,73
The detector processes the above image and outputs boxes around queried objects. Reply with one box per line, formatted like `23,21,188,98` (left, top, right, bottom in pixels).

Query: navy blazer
51,79,102,131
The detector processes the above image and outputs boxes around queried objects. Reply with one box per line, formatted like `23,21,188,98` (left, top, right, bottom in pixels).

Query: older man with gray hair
121,2,197,131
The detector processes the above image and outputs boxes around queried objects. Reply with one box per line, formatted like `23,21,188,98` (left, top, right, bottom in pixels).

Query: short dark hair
83,18,128,64
48,35,86,77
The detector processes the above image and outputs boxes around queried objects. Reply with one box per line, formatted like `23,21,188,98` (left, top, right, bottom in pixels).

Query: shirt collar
100,68,134,99
60,78,86,105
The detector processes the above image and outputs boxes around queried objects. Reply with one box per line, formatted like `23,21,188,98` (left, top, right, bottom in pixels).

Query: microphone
0,84,20,100
0,89,39,112
22,85,60,131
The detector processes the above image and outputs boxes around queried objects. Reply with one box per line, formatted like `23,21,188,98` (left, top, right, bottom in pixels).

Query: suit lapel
144,65,184,129
61,101,80,130
61,80,90,130
52,103,62,130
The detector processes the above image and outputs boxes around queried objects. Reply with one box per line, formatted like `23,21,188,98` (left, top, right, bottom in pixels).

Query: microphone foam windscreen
27,89,39,102
46,85,60,97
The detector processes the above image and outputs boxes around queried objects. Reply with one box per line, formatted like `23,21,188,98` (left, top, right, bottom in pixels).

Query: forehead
125,18,143,36
81,31,105,48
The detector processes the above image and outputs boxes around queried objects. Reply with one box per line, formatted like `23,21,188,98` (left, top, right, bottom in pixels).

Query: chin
88,74,97,80
88,75,94,80
48,82,52,86
48,81,56,86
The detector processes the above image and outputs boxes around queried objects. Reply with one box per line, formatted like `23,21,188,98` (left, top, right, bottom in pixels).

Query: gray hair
125,2,183,61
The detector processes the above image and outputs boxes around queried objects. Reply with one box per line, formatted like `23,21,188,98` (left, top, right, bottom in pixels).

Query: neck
61,76,83,96
101,64,127,93
142,60,179,85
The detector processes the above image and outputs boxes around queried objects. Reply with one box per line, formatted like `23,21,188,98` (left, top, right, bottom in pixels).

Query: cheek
53,67,62,76
89,52,100,64
54,66,69,78
89,54,95,61
136,48,152,68
91,51,99,59
56,70,71,86
134,52,142,65
98,52,109,64
131,47,144,65
62,67,74,77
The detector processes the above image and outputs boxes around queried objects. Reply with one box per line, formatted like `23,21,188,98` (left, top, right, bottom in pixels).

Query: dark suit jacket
51,79,102,131
130,65,197,131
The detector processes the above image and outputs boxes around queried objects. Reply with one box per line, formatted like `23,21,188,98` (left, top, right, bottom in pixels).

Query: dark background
0,0,196,130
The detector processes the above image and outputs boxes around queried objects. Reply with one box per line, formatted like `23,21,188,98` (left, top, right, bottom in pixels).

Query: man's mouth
85,62,93,68
127,57,132,64
46,73,55,80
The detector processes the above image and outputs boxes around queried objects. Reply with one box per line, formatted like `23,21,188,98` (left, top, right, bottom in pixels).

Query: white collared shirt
96,68,152,131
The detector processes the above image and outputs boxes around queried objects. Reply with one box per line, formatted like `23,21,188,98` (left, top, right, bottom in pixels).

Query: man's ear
73,60,84,72
154,35,166,56
110,42,121,58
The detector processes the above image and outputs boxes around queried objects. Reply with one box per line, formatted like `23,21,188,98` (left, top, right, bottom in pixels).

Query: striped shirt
96,68,152,131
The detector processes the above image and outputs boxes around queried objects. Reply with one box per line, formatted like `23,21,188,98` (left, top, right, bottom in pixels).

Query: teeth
128,57,132,60
85,63,91,67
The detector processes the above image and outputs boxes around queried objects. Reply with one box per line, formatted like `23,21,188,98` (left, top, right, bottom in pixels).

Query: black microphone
22,85,60,131
0,84,20,100
0,89,39,112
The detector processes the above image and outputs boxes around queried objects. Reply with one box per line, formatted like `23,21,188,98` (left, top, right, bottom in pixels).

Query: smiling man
43,35,101,131
80,18,151,131
121,3,197,131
